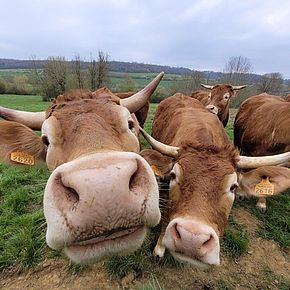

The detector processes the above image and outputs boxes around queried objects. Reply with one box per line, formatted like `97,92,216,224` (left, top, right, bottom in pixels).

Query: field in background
0,95,289,289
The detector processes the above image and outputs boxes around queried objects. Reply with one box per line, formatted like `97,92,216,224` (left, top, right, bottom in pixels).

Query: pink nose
206,105,218,114
164,219,220,265
44,152,160,251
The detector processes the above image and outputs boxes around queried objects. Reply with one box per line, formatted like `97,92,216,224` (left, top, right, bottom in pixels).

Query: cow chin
162,218,220,268
63,226,147,265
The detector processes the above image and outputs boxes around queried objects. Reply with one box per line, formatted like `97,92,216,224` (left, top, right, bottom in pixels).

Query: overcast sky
1,0,290,77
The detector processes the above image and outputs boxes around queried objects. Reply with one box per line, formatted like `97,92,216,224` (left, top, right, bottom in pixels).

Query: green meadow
0,94,289,289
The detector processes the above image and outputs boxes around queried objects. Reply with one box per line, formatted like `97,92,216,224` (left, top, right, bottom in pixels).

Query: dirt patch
0,207,289,290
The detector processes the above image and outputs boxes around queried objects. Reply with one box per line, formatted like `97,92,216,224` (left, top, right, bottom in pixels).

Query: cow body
234,93,290,156
190,84,246,127
234,93,290,210
141,93,290,266
0,74,164,264
142,93,239,267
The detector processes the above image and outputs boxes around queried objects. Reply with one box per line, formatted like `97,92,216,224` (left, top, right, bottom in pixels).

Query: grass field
0,94,289,289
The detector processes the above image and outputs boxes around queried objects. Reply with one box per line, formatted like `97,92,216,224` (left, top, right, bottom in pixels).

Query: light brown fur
144,93,239,235
234,93,290,156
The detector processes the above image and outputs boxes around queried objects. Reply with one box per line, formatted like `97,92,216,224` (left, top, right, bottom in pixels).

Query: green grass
221,216,249,259
0,164,50,271
0,94,49,111
217,279,234,290
0,69,33,78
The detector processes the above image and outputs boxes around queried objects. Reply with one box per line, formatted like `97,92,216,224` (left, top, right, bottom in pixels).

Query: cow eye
128,120,134,130
42,135,50,146
230,183,238,193
170,171,176,180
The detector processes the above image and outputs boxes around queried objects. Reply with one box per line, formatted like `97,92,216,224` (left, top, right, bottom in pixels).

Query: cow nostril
129,171,137,189
65,186,80,203
56,174,80,204
172,223,181,240
201,234,215,252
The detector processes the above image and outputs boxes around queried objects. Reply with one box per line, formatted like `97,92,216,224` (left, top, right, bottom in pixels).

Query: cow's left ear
140,149,175,179
237,166,290,198
0,121,47,166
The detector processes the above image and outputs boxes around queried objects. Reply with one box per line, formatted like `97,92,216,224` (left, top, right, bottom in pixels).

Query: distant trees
117,76,137,92
257,72,283,94
32,56,68,101
170,71,205,95
31,51,110,101
221,56,253,85
72,54,84,89
95,50,110,89
0,78,6,94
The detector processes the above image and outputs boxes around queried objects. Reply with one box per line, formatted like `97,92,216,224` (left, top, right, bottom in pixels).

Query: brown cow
234,93,290,210
190,84,247,127
139,93,290,267
115,91,149,128
0,73,164,265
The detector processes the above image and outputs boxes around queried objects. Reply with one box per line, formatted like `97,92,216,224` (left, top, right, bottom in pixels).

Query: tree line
0,55,289,107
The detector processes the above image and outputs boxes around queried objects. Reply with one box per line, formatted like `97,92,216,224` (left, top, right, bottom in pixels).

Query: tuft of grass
0,164,50,271
263,267,290,290
221,216,249,259
217,279,234,290
240,194,290,249
105,226,183,279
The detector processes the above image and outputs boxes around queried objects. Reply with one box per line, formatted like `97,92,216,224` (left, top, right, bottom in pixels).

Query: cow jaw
44,152,160,264
162,218,220,268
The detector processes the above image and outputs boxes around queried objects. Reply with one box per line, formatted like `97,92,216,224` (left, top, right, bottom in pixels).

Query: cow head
140,128,290,267
0,73,164,264
200,84,247,126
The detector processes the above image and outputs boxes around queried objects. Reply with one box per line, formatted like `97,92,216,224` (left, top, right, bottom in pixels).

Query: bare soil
0,208,289,290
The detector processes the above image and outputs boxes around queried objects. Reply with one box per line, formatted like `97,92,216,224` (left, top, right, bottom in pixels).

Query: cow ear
0,121,47,166
140,149,175,178
238,166,290,197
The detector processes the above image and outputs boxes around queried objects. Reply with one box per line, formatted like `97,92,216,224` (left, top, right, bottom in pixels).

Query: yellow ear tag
254,177,274,196
10,151,35,166
151,165,162,177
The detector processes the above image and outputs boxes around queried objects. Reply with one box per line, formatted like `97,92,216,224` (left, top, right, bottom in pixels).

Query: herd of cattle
0,72,289,268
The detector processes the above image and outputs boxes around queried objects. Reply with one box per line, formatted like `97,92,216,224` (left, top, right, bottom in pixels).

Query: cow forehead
177,149,237,189
212,85,233,96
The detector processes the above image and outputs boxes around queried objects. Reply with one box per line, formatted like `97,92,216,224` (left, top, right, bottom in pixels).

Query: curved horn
201,84,214,90
0,106,45,130
139,127,179,157
232,85,247,90
120,72,164,113
237,152,290,169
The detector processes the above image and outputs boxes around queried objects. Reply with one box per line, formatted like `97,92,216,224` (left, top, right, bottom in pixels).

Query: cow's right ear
0,121,47,166
140,149,175,178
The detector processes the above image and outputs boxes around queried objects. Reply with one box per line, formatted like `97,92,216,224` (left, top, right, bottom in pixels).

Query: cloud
0,0,289,76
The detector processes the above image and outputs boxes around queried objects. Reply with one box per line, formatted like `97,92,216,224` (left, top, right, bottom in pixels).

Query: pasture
0,94,289,289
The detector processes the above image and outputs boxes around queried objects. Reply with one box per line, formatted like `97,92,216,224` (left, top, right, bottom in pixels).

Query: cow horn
120,72,164,113
139,127,179,157
0,106,45,130
237,152,290,169
232,85,247,90
201,84,214,90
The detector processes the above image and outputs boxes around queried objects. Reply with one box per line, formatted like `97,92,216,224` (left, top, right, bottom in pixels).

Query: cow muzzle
162,218,220,267
206,104,219,115
44,152,160,264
